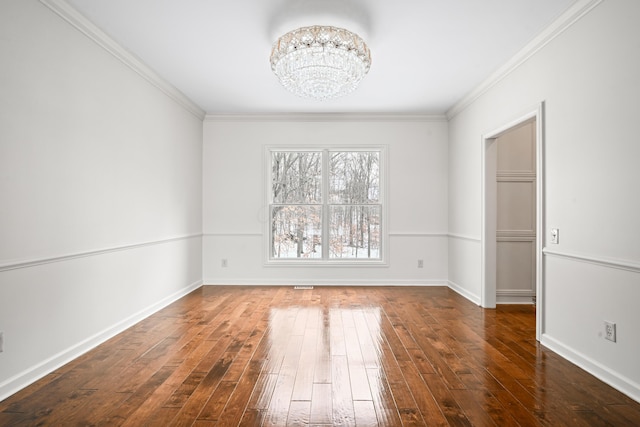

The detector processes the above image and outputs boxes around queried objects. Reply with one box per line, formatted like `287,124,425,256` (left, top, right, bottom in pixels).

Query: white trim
482,109,538,140
0,234,203,272
497,171,536,179
448,233,481,242
262,260,389,268
496,174,536,181
264,146,389,266
205,232,448,238
204,113,448,123
496,233,536,239
543,248,640,274
481,104,545,342
496,289,536,304
496,298,536,305
203,232,262,237
446,0,603,119
447,280,481,305
203,280,448,286
541,334,640,404
39,0,205,120
0,279,203,402
394,233,446,237
497,289,536,296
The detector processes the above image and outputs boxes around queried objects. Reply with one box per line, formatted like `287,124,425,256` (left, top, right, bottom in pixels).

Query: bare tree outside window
270,149,382,261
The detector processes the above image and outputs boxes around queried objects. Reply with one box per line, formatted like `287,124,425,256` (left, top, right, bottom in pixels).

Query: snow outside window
268,148,384,263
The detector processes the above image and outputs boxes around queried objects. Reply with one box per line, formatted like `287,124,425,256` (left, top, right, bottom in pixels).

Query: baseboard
541,334,640,404
496,299,535,305
496,291,536,304
203,279,448,287
447,280,481,305
202,280,482,303
0,279,203,402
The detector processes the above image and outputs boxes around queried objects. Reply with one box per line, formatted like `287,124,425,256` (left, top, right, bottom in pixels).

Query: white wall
203,117,448,285
4,0,637,408
448,0,640,400
0,0,203,400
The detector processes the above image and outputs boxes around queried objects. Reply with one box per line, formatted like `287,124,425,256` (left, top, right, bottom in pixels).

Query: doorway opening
482,104,544,341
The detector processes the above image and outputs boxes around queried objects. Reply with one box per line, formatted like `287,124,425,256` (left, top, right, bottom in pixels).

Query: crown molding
204,113,448,123
39,0,206,120
446,0,603,120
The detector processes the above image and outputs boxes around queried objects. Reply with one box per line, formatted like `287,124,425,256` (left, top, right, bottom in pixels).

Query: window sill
264,259,388,268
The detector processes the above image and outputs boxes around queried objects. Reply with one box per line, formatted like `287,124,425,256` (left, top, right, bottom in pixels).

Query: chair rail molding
0,234,203,272
543,248,640,274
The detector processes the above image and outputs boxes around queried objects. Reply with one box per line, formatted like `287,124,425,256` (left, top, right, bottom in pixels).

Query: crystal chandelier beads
270,25,371,100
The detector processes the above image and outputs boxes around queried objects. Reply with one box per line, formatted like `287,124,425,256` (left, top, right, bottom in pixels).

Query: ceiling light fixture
270,25,371,100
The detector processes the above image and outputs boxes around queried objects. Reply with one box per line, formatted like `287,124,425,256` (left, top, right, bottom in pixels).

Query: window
268,148,385,263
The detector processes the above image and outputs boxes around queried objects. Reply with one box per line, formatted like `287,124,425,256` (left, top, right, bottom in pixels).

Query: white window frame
264,145,388,266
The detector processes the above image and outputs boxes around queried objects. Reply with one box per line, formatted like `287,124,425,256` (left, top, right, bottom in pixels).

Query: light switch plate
551,228,559,244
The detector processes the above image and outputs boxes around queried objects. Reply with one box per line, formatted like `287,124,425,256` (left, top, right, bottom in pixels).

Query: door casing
481,103,545,341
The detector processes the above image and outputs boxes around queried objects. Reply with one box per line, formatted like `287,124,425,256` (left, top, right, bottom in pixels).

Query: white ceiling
65,0,575,115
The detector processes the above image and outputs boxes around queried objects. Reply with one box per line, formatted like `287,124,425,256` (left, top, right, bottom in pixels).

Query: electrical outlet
221,259,228,268
604,321,616,342
0,331,4,353
417,259,424,268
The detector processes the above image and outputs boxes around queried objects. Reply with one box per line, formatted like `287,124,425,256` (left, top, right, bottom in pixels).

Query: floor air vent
294,286,314,290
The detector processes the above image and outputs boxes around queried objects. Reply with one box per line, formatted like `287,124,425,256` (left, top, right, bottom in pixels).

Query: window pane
271,205,322,259
329,205,381,259
272,151,322,203
329,151,379,204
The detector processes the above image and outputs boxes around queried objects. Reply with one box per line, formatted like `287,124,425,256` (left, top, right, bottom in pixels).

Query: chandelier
270,25,371,100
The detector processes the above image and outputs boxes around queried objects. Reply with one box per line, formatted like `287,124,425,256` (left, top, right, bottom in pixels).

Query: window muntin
269,149,383,262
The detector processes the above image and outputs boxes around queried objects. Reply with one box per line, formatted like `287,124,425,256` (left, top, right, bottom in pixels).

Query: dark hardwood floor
1,286,639,426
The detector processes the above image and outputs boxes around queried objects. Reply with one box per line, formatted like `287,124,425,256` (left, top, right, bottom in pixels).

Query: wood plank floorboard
1,285,639,426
